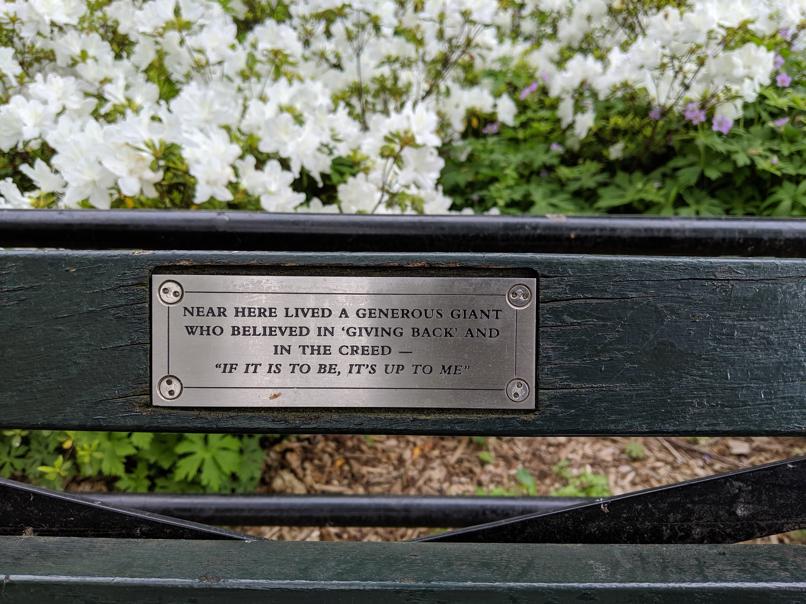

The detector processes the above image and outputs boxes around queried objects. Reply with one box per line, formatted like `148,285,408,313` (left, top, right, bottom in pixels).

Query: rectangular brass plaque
151,274,536,409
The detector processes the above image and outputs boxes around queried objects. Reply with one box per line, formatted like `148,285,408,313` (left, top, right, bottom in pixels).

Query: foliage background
444,51,805,216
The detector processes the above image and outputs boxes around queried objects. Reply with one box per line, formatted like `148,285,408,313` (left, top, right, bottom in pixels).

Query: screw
507,284,532,308
158,280,183,305
506,378,530,402
158,375,183,400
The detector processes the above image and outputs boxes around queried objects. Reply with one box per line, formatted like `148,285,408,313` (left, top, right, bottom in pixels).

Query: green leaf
115,461,151,492
174,434,243,492
99,433,137,477
131,432,154,450
478,450,493,464
0,439,28,477
675,165,701,188
515,467,538,496
234,436,264,490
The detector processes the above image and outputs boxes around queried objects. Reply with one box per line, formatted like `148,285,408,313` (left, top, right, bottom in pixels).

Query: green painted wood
1,250,805,435
0,537,803,602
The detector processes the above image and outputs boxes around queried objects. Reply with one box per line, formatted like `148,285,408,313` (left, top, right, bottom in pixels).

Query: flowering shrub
0,0,803,214
444,1,806,215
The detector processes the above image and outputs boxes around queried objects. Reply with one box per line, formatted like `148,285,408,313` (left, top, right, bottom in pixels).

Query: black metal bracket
0,477,248,540
422,456,806,543
3,457,803,543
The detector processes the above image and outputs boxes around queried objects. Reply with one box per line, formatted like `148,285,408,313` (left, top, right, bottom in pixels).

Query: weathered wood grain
1,250,805,434
1,537,804,602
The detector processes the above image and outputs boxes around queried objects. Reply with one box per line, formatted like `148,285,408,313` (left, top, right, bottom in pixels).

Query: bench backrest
1,210,804,437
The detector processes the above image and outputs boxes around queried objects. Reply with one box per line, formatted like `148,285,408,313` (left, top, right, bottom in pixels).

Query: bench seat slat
1,537,804,602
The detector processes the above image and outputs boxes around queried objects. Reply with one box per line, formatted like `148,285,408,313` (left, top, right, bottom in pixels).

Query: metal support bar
4,209,806,256
0,477,247,540
82,494,588,527
423,457,806,543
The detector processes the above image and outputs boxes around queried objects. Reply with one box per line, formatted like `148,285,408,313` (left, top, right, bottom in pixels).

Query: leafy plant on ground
470,436,495,465
476,467,539,497
624,441,647,461
550,460,612,498
0,430,269,493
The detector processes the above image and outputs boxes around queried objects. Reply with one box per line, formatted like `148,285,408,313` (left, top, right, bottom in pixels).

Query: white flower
714,101,743,121
0,179,29,208
402,102,440,147
421,187,452,214
133,0,176,34
256,113,301,158
101,145,163,198
260,187,305,212
557,97,574,128
236,156,303,211
0,106,23,151
573,110,595,139
169,81,241,130
550,54,602,97
45,118,117,207
338,173,380,213
20,159,66,193
398,147,444,189
298,197,340,213
249,21,303,59
496,94,516,126
29,0,86,26
28,74,89,114
607,141,625,160
6,96,52,141
0,48,22,85
181,127,241,203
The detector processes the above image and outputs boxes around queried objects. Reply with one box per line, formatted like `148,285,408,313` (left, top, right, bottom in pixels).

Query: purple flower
648,107,662,121
770,156,779,166
549,142,564,153
779,27,793,42
712,115,733,135
773,117,790,128
776,71,792,88
482,121,500,135
774,54,785,69
683,102,706,125
540,71,550,83
519,81,538,100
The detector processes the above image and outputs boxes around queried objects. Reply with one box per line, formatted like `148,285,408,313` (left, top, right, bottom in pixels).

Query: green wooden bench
0,210,804,602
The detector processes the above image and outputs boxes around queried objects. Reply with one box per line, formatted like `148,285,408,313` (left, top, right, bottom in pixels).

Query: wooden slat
1,250,805,435
1,537,804,602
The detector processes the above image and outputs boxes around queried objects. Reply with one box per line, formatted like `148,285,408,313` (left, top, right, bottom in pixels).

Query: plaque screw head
506,378,530,403
158,375,183,400
507,284,532,309
158,280,183,305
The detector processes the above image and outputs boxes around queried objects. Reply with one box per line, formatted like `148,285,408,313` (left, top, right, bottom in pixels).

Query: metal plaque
151,274,536,409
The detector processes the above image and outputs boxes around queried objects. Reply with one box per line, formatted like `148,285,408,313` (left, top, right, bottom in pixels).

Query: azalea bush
0,0,802,214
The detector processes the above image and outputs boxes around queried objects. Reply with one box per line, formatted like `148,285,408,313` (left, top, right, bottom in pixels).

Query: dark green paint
1,537,804,603
1,250,805,435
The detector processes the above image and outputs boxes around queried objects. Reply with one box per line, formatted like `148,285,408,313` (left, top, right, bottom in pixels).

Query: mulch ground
243,435,806,542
